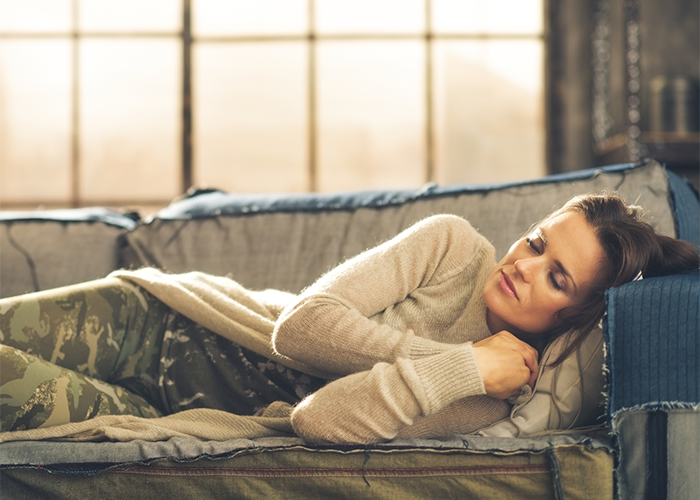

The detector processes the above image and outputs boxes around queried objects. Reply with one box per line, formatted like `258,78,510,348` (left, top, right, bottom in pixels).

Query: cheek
481,280,497,310
523,303,559,333
529,287,567,322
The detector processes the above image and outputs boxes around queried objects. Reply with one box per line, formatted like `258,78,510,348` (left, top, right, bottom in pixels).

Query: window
0,0,544,213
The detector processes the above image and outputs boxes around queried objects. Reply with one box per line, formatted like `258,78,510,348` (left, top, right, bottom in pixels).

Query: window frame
0,0,547,209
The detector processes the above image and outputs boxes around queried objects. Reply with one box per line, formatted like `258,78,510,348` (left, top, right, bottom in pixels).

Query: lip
498,271,519,300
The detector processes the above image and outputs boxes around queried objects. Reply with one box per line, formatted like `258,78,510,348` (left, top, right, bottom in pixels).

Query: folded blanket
0,402,294,443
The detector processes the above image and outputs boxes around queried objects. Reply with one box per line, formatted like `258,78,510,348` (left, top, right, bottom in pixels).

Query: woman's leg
0,277,165,379
0,277,172,430
159,314,327,416
1,343,162,431
1,276,327,425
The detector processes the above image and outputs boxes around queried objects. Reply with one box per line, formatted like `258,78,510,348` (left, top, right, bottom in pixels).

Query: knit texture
276,214,511,443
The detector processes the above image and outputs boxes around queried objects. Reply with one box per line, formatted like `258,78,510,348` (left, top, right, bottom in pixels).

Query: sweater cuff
398,344,486,416
408,336,459,359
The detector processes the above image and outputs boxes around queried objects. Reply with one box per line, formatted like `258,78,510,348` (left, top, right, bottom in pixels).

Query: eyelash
526,237,540,254
526,237,564,291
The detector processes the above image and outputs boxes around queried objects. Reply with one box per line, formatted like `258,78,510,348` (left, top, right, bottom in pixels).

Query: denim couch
1,160,697,499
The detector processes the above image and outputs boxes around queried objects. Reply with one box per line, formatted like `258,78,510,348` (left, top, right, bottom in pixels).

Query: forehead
537,212,604,290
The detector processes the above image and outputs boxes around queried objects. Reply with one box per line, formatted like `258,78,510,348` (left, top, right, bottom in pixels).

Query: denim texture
605,271,700,412
605,270,700,500
667,408,700,499
667,168,700,246
612,407,700,500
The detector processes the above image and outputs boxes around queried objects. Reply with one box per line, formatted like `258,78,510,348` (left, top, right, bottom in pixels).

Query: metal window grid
0,0,545,209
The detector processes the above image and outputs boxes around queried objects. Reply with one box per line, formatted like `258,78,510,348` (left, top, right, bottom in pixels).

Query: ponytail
645,233,700,278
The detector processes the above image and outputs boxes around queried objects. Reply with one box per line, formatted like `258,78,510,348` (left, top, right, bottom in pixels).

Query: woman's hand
472,331,539,399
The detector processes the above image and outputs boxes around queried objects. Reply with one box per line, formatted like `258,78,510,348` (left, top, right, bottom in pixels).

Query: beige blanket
0,402,295,443
0,268,334,443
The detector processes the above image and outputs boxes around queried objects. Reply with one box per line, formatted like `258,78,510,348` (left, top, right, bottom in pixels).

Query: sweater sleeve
290,344,492,444
272,214,493,375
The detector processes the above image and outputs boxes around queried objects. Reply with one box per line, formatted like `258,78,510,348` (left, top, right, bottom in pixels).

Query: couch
1,160,698,499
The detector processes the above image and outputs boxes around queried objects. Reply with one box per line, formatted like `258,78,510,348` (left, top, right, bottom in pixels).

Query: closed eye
526,237,542,254
533,227,576,294
529,236,566,291
549,272,565,291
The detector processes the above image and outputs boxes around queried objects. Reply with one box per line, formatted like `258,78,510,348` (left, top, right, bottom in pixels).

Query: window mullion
182,0,193,193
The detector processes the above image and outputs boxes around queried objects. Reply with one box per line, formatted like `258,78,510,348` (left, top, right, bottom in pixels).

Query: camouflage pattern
0,343,163,431
0,277,170,431
158,316,326,416
1,277,325,432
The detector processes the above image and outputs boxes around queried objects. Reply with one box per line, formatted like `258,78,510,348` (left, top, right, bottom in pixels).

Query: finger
517,344,538,372
527,366,538,387
492,334,539,386
520,348,539,387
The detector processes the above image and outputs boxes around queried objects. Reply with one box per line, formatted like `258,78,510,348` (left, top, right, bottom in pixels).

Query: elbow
291,393,395,446
271,298,315,359
290,395,335,444
271,325,292,358
271,310,301,359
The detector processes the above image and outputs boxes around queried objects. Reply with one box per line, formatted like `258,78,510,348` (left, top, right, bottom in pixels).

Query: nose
514,257,538,282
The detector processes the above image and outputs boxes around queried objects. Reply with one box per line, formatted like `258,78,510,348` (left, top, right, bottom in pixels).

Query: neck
485,308,533,343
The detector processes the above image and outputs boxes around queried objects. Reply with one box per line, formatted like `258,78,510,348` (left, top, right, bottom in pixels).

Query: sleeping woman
1,193,698,444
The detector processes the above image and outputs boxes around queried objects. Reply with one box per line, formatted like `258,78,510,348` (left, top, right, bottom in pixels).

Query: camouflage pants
0,277,325,432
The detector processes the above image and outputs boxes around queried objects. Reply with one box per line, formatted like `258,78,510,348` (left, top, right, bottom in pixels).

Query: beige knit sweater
274,214,510,443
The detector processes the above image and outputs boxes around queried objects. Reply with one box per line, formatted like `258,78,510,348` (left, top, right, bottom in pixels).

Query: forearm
395,396,512,439
291,345,487,444
274,292,471,375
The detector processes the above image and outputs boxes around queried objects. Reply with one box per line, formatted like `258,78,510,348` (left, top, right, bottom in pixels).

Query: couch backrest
122,160,684,294
0,208,136,298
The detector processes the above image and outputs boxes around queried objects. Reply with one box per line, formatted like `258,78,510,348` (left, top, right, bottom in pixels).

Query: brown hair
539,193,700,365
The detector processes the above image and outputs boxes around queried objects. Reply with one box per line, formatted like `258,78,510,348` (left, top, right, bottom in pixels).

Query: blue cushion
604,270,700,413
666,169,700,247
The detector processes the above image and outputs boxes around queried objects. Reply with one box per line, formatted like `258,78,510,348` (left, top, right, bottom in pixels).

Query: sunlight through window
0,0,544,213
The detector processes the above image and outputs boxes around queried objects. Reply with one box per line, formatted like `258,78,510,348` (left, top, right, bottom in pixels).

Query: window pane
194,43,308,192
432,0,543,34
78,0,182,32
0,40,72,205
193,0,308,36
316,0,424,34
433,40,544,185
80,39,180,202
0,0,72,33
318,41,425,192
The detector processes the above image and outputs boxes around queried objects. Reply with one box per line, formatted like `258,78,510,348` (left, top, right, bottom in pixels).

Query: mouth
498,271,519,300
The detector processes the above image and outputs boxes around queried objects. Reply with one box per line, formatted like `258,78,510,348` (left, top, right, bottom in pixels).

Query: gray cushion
0,208,136,298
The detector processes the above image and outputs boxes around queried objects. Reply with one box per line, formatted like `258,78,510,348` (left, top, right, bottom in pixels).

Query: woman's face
482,211,605,336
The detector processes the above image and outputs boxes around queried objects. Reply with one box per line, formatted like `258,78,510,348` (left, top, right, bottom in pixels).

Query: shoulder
411,214,480,233
406,214,492,251
395,215,495,279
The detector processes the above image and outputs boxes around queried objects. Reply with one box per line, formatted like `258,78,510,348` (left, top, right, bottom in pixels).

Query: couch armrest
604,271,699,500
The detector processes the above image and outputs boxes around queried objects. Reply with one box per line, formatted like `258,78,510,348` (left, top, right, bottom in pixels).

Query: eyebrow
538,228,579,294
